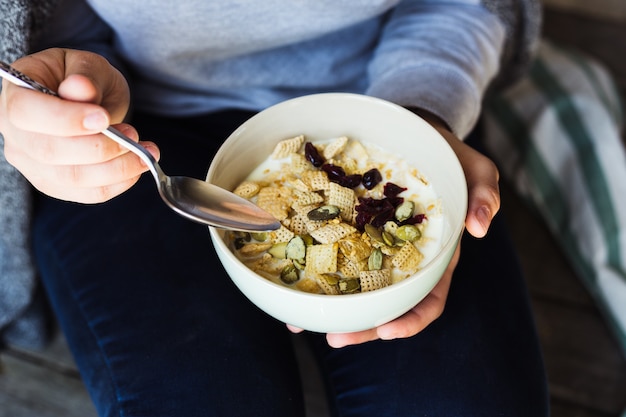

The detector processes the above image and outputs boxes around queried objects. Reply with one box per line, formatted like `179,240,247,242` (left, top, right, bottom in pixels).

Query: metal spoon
0,60,280,232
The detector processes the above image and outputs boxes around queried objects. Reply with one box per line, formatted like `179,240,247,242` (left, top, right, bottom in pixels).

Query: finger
5,85,110,135
8,50,129,133
59,58,130,123
37,175,144,204
326,244,460,348
21,48,130,116
56,73,101,103
326,329,379,349
12,140,158,197
286,324,304,334
376,243,458,340
413,110,501,238
466,181,500,238
464,157,500,238
446,138,500,238
7,123,141,166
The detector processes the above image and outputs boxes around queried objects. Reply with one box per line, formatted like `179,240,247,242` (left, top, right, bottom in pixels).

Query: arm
367,0,540,138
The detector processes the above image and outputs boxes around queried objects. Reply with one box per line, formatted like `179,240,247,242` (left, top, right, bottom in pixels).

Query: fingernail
142,143,160,161
118,124,137,140
83,111,108,131
378,327,399,341
476,206,491,233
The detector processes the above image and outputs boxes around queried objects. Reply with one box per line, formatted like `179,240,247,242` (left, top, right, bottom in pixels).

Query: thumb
466,181,500,238
461,150,500,238
57,52,130,124
58,73,102,104
413,109,501,239
57,74,112,131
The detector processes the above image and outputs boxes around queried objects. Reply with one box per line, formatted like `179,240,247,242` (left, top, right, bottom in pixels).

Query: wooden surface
0,334,97,417
542,8,626,98
1,6,625,417
542,0,626,22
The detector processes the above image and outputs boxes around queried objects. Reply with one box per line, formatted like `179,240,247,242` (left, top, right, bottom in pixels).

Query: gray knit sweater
0,0,540,348
0,0,59,348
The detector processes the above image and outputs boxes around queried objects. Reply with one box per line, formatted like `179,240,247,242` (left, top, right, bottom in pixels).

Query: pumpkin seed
338,278,361,294
268,242,288,258
364,224,385,244
382,231,395,247
280,264,299,284
285,236,306,262
368,247,383,270
396,224,421,242
395,201,415,222
251,232,268,242
320,274,340,285
307,205,340,221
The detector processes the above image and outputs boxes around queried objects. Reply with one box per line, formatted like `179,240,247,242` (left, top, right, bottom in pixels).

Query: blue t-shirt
35,0,505,138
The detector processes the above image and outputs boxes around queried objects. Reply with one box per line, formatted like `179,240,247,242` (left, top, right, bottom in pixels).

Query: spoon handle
0,60,162,177
102,126,160,172
0,60,58,95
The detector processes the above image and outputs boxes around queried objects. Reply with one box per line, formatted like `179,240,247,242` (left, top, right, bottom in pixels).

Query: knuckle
54,164,84,187
90,185,116,203
2,140,21,167
118,152,146,180
87,135,113,162
432,303,445,320
82,133,128,163
31,135,60,162
93,177,138,203
4,93,34,133
488,159,500,182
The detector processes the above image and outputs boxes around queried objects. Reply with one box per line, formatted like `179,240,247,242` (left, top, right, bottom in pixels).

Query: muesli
226,135,444,295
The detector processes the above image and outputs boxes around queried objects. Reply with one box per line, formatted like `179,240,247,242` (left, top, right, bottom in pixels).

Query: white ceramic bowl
207,93,467,333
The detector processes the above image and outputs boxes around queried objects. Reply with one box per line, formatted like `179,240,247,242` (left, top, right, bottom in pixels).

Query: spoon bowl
0,60,280,232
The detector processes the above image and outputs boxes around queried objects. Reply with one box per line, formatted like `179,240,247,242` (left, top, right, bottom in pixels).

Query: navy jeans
33,110,549,417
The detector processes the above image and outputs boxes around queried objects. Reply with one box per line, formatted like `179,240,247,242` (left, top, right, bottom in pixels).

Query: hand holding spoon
0,60,280,232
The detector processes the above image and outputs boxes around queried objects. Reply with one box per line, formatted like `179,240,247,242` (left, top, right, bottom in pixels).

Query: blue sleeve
366,1,506,138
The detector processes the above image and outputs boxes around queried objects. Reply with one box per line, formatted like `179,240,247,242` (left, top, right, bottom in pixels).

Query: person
0,0,549,415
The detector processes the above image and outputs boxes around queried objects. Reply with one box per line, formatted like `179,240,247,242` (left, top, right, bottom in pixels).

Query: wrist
405,107,451,133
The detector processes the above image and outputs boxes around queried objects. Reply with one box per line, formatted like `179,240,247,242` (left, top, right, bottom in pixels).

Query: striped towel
483,40,626,354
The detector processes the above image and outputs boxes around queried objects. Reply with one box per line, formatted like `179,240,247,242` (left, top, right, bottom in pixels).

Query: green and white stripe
483,40,626,352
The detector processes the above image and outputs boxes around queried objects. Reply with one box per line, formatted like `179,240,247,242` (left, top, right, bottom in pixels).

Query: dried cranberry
356,197,388,215
371,207,395,227
305,142,325,167
321,163,346,181
381,198,396,212
358,198,397,227
355,211,372,230
355,197,373,212
404,213,426,225
384,182,407,198
362,168,382,190
386,196,404,208
338,174,362,189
